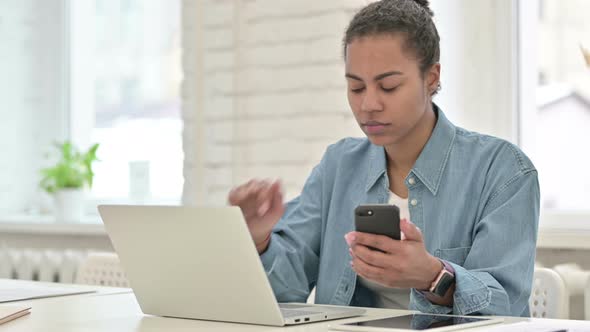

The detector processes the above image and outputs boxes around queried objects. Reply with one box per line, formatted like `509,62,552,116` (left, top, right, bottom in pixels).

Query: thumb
400,218,423,242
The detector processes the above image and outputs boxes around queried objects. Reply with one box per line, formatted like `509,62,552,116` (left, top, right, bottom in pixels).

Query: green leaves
39,141,100,194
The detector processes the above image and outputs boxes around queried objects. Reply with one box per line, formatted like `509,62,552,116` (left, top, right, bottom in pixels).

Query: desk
0,278,131,303
2,281,588,332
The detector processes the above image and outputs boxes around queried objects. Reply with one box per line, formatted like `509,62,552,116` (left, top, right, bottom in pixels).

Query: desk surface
1,280,588,332
1,292,500,332
0,278,131,303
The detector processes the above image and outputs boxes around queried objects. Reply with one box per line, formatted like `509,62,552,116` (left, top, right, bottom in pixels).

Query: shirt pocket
434,246,471,266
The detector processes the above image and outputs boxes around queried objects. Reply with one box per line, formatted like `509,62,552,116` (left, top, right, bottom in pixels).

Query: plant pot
54,189,85,222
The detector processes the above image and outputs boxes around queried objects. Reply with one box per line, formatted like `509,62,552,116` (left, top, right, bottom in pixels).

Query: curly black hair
343,0,440,77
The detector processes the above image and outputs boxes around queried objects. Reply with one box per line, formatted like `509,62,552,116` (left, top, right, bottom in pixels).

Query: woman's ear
427,63,441,95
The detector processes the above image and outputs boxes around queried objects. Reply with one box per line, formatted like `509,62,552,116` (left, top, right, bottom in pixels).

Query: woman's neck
385,103,437,174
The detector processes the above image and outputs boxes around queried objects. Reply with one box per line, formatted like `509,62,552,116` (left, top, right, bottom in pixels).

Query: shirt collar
365,104,456,195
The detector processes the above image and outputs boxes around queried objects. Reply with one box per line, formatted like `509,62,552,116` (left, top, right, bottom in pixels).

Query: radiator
0,248,88,284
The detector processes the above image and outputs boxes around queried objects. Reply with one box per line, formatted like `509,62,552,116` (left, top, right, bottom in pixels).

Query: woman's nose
360,87,383,113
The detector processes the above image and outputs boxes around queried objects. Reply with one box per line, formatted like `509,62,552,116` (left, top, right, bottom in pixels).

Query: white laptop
98,205,365,326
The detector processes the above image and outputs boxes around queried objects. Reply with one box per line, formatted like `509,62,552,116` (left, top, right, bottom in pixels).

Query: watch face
433,272,455,297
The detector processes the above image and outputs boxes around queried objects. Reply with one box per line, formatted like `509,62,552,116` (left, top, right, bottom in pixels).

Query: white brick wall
182,0,365,205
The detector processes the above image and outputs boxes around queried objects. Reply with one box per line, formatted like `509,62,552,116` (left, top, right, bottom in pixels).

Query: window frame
517,0,590,232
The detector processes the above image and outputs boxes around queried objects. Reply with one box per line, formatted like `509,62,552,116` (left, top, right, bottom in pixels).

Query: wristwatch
427,259,455,297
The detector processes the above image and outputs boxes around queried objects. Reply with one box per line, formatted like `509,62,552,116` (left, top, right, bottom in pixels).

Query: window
519,0,590,213
69,0,183,205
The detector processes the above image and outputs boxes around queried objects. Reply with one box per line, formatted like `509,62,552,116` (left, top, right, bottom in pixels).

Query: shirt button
408,177,416,185
410,199,418,206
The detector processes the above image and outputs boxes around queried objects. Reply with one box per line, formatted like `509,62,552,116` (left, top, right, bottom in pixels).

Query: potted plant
39,141,99,222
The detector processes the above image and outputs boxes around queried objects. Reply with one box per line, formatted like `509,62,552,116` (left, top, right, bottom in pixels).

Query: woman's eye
350,87,365,93
381,86,399,93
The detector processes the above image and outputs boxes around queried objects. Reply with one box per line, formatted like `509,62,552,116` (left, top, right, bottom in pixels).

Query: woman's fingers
228,179,282,219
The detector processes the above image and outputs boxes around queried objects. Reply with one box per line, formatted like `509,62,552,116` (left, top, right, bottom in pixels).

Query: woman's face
345,34,439,147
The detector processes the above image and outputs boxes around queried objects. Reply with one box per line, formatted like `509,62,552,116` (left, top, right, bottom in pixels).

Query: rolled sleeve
410,288,453,314
410,261,493,315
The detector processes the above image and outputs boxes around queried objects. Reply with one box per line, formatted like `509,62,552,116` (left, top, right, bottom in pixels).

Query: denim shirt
260,105,540,317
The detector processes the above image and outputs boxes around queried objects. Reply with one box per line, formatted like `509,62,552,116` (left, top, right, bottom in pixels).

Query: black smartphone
354,204,401,240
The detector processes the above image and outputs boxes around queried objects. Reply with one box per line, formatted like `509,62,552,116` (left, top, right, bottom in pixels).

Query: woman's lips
363,122,390,134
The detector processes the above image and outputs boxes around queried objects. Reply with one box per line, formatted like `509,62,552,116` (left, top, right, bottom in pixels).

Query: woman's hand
345,218,442,290
228,179,284,253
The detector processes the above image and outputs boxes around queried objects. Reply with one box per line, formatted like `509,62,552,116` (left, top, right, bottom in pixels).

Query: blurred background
1,0,590,320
